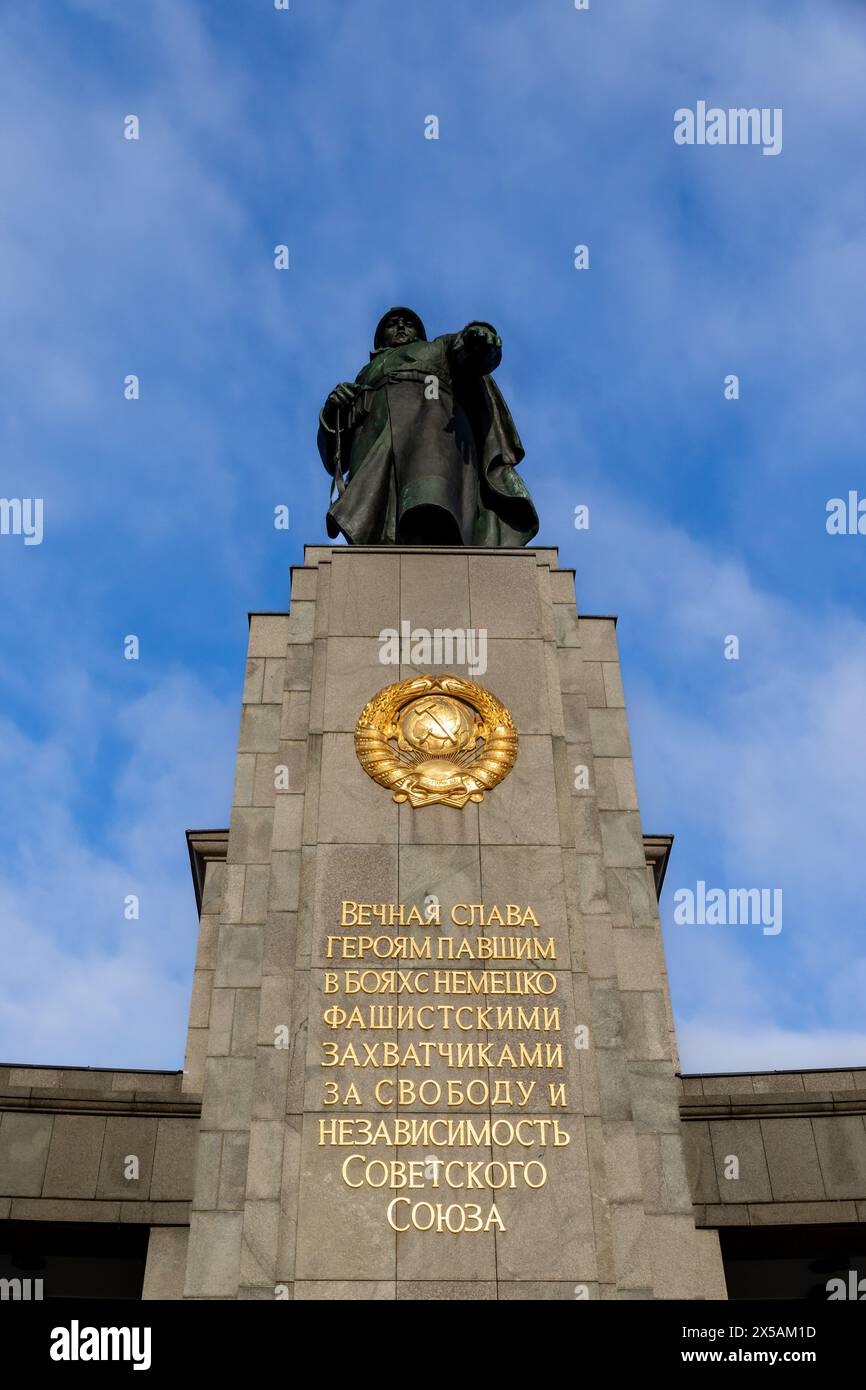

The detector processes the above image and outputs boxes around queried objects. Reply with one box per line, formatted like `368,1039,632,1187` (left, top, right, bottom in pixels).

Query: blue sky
1,0,864,1072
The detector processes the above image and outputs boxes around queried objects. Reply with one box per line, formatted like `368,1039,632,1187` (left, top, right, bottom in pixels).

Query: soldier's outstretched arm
450,322,503,376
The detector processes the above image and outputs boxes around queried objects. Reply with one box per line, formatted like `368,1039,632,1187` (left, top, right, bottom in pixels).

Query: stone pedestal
178,545,725,1300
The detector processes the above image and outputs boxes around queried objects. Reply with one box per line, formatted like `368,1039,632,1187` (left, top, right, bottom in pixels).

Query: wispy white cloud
680,1023,866,1076
0,671,236,1066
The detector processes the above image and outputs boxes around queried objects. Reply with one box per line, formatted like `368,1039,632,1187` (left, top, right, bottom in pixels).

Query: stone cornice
186,827,673,910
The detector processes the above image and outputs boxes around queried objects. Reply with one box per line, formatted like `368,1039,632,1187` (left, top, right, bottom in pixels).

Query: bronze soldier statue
317,307,539,546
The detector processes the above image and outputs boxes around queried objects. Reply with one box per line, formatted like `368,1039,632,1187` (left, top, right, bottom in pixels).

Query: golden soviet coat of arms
354,674,518,809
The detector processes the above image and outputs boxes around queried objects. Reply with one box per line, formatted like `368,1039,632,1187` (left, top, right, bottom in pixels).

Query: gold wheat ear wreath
354,673,518,809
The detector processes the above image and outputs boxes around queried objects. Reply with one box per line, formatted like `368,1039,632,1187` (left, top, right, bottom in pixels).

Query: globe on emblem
399,696,475,757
